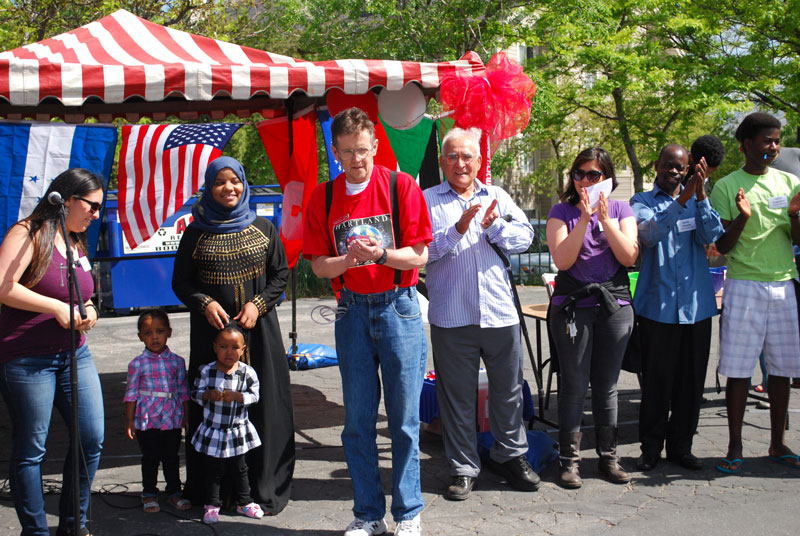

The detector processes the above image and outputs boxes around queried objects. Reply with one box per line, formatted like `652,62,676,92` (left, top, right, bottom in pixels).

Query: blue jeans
335,287,427,522
0,344,105,535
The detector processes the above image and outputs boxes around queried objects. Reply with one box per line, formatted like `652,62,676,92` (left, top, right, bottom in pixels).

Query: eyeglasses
445,153,476,165
571,169,604,183
336,147,373,161
73,196,102,213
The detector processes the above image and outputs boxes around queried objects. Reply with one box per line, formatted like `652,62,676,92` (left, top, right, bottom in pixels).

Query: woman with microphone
0,169,105,536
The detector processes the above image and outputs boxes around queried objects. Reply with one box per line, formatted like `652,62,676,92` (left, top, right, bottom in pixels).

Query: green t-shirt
710,167,800,281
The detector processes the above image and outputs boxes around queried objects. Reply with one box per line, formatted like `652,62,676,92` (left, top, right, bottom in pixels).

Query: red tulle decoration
440,52,537,143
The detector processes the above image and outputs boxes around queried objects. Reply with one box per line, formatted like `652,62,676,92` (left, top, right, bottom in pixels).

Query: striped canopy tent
0,9,485,121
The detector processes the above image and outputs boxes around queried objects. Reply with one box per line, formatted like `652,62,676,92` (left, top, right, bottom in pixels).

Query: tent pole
290,264,298,355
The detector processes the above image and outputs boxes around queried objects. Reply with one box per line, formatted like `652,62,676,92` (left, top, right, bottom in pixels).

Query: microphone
502,214,513,222
48,191,65,205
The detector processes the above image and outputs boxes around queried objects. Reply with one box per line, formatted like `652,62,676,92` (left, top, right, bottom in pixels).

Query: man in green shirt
710,112,800,474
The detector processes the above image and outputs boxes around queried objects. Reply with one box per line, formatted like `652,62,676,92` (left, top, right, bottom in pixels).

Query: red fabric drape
257,105,319,268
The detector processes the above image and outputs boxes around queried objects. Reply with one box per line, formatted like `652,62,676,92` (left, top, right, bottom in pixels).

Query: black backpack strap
390,171,402,285
325,180,346,286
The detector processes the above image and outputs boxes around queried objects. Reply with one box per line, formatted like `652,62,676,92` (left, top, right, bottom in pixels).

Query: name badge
597,218,619,233
79,257,91,271
769,195,789,209
677,218,697,232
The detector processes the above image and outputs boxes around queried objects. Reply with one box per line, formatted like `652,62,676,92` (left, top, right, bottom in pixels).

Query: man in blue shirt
423,127,538,500
630,144,725,471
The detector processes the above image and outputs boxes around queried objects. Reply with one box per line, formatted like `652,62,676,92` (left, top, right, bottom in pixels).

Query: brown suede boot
596,426,631,484
558,431,583,489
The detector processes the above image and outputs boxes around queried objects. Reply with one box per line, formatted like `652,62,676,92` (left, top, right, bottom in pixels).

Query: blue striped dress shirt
630,184,725,324
424,180,534,328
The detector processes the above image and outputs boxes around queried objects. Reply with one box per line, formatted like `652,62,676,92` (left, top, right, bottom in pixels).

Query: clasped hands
343,237,385,269
204,389,244,403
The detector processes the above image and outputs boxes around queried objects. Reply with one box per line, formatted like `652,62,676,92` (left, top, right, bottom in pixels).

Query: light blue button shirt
424,180,533,328
631,184,725,324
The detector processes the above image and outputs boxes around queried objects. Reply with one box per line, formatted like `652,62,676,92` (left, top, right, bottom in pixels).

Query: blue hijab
191,156,256,234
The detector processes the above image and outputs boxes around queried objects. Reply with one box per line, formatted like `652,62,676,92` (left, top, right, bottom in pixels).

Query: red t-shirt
303,165,432,295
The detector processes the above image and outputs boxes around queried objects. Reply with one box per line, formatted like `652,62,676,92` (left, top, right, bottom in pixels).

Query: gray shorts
719,278,800,378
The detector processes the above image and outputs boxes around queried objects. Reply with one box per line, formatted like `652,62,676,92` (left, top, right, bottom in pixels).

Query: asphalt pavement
1,286,799,535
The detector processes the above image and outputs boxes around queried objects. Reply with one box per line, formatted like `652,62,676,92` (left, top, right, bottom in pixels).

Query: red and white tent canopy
0,9,484,120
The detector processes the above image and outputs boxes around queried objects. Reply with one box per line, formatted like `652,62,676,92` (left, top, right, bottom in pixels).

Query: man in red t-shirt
303,107,432,536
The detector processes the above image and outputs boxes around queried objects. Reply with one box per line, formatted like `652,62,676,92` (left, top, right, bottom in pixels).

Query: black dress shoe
446,475,475,500
486,454,540,491
668,453,703,471
636,453,660,472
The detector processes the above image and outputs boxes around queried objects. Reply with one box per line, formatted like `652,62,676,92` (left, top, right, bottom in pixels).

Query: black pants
638,317,712,458
136,428,182,496
203,453,252,507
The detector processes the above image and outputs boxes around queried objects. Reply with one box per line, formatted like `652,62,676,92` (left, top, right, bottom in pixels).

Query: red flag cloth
325,88,398,170
118,123,241,249
257,105,319,269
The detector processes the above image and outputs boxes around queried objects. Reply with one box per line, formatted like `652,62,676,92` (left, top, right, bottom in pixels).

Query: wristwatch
790,211,800,219
375,248,388,265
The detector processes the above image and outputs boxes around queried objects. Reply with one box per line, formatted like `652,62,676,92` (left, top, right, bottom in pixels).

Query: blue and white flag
316,106,345,181
0,122,118,252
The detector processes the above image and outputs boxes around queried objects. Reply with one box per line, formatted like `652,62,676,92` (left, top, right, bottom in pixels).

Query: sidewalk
1,287,798,535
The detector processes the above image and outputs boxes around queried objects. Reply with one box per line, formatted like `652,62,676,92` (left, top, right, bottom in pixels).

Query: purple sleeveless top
0,247,94,363
548,200,634,307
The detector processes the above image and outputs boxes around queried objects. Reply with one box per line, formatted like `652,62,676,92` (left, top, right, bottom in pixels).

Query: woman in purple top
546,147,638,489
0,169,105,536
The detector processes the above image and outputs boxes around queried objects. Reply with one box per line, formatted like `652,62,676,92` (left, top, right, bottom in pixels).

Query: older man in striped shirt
423,127,537,501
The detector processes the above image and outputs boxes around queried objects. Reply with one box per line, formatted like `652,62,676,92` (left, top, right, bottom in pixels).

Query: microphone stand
57,203,87,536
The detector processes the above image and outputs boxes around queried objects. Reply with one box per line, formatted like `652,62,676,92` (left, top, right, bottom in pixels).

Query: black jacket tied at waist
545,266,637,374
548,266,632,345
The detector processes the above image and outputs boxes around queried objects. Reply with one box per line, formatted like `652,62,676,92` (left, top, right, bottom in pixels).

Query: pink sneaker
203,505,220,524
236,502,264,519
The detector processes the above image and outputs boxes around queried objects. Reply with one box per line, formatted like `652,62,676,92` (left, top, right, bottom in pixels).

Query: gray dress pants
431,324,528,477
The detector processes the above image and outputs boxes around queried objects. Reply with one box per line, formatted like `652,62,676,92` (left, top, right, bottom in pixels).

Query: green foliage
270,0,528,62
524,0,733,192
285,257,334,299
670,1,800,124
0,1,210,49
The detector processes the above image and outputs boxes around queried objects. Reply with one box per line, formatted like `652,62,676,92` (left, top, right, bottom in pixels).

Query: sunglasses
73,196,102,213
571,169,604,183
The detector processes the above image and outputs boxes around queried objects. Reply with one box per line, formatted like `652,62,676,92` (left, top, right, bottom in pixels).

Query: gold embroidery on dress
193,226,270,286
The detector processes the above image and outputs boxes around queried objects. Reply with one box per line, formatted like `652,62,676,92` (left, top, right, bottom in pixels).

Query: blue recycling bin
94,185,283,314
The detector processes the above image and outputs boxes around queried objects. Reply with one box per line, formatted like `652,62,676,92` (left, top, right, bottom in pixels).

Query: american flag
118,123,241,249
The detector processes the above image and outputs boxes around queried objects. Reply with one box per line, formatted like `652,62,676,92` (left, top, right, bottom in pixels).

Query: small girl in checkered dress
124,310,192,513
191,322,264,524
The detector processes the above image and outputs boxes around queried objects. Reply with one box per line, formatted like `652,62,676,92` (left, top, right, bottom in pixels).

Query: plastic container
709,266,726,294
628,271,639,297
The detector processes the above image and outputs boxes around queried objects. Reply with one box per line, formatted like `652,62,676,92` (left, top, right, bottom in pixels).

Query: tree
0,1,206,50
668,1,800,125
278,0,528,62
525,0,733,191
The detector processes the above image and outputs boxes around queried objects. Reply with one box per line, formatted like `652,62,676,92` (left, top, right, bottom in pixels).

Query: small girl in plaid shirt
124,309,191,513
191,322,264,524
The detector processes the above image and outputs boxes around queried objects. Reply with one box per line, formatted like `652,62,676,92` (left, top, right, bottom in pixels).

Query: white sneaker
394,514,421,536
344,517,388,536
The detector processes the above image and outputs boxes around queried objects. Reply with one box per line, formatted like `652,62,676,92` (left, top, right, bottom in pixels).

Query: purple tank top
0,247,94,363
548,200,634,307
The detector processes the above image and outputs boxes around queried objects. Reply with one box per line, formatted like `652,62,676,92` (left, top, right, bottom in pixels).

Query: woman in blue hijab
173,156,294,514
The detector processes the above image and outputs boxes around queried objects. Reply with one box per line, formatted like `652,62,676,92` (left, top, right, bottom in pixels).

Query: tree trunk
611,87,644,192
